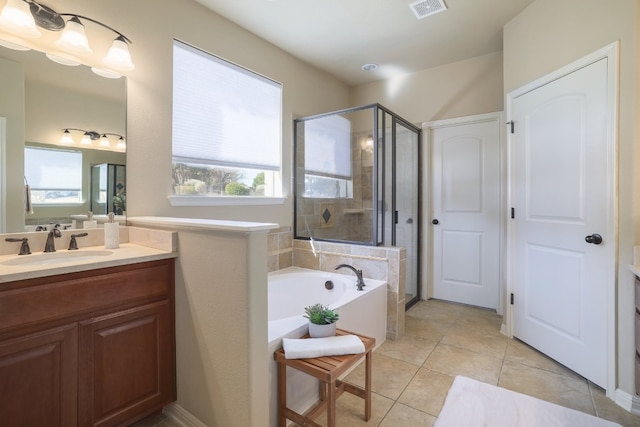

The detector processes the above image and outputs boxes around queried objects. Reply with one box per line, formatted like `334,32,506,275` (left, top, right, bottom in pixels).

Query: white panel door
511,56,613,388
431,117,501,309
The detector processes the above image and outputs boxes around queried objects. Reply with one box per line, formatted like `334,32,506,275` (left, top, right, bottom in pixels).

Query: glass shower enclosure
294,104,421,308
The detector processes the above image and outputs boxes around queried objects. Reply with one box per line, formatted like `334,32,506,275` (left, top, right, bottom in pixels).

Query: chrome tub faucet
334,264,366,291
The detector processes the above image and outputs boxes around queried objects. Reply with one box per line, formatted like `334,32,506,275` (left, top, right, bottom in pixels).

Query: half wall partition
294,104,421,307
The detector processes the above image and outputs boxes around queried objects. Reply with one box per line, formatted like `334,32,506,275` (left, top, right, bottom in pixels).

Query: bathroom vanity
0,230,177,426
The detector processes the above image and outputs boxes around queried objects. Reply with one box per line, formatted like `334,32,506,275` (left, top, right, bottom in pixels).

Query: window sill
168,195,286,207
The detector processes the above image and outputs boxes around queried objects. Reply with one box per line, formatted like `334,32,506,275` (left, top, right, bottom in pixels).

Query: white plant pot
308,322,337,338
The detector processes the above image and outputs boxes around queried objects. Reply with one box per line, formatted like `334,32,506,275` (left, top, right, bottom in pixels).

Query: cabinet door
78,300,175,427
0,324,78,427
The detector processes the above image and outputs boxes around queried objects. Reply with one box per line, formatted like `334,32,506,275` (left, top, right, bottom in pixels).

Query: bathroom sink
1,250,114,266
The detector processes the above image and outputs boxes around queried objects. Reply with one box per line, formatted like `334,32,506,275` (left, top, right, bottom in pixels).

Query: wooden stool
274,329,375,427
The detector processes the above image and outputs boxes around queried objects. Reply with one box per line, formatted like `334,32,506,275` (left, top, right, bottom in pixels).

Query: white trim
505,42,619,396
168,195,286,207
0,117,5,233
163,402,207,427
614,388,640,415
421,111,505,315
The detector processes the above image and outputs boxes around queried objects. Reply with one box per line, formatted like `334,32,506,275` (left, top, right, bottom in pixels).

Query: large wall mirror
0,43,126,233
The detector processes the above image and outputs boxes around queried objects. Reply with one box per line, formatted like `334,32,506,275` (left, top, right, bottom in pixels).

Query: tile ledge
127,216,279,233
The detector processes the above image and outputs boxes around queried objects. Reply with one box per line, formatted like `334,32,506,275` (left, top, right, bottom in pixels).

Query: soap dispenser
83,211,98,229
104,212,119,249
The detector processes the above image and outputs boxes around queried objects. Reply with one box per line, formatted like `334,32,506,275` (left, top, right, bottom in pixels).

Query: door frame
505,42,619,395
422,111,506,314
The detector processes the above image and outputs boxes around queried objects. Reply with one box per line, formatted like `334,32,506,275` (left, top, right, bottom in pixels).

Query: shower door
395,122,420,307
381,111,420,308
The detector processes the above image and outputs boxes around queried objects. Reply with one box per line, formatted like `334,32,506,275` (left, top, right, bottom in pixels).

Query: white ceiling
194,0,535,86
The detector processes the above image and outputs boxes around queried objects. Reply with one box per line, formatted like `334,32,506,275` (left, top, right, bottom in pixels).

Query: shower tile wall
266,233,405,341
295,132,374,243
267,226,293,271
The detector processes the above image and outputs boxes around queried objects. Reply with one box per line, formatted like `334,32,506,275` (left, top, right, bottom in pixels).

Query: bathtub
267,266,387,427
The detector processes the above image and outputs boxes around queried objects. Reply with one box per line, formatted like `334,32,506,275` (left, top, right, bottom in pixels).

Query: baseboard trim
615,388,640,415
164,403,207,427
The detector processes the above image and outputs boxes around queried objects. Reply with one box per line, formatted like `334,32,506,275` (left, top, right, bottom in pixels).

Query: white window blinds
303,115,352,179
172,40,282,171
25,146,81,191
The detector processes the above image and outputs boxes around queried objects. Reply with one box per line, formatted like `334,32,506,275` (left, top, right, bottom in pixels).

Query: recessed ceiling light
361,63,378,72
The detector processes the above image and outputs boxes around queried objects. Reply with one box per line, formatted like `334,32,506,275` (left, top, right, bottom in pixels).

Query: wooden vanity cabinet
0,258,176,427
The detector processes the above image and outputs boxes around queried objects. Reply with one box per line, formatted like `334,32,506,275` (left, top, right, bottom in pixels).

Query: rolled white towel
282,334,365,359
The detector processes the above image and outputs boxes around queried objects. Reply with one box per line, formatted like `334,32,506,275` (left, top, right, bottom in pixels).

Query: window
301,114,353,198
25,146,82,204
171,40,282,200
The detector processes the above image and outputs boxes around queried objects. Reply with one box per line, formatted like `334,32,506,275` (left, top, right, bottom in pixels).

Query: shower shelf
343,209,365,215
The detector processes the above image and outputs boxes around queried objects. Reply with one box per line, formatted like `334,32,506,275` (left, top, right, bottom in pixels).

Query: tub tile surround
267,229,407,340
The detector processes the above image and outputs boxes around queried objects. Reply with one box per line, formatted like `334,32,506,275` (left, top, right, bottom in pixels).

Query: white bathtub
267,266,387,427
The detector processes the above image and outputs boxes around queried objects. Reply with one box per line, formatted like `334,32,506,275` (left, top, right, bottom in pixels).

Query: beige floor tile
498,359,594,415
378,402,436,427
440,323,508,359
404,316,453,342
376,334,438,366
590,382,640,427
315,392,395,427
455,311,504,332
398,368,455,417
505,338,580,378
423,343,503,385
344,353,420,400
407,299,465,323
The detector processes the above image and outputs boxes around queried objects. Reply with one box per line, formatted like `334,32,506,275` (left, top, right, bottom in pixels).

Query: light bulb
81,133,93,145
116,136,126,150
104,36,134,71
0,0,40,38
60,129,74,144
99,134,110,147
56,16,92,56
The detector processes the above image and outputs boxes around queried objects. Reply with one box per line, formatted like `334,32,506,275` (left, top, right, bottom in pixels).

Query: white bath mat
434,376,622,427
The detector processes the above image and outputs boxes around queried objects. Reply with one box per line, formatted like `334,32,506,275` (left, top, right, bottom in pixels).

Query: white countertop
0,243,177,283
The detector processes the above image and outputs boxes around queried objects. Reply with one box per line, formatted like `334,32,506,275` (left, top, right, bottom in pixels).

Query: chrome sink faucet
44,228,62,252
334,264,366,291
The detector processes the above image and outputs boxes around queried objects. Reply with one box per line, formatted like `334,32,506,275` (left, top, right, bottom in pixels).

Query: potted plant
304,303,339,338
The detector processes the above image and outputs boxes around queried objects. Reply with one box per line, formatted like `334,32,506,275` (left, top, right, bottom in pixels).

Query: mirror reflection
0,42,126,233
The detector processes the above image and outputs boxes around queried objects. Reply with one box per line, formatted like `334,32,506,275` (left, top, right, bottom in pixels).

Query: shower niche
294,104,420,305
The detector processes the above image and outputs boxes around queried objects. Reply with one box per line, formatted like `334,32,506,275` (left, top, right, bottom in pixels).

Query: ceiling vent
409,0,447,20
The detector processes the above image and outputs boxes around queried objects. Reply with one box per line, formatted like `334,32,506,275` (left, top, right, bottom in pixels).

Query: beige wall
114,0,350,227
503,0,638,397
350,51,504,124
0,57,25,233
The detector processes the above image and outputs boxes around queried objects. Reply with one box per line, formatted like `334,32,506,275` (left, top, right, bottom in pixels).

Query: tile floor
134,299,640,426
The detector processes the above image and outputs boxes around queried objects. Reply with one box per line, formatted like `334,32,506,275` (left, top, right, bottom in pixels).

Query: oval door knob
406,218,413,224
432,219,439,225
585,234,603,245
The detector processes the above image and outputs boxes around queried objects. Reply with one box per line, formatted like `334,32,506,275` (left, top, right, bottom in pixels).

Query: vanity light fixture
60,128,124,151
0,0,134,73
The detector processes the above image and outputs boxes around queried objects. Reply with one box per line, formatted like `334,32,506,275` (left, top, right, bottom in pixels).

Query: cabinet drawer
0,259,174,333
